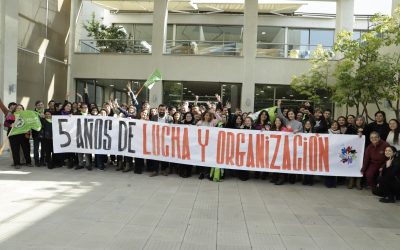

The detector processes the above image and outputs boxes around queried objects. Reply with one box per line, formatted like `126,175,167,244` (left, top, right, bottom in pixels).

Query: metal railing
77,39,152,54
76,39,333,59
256,42,333,59
165,40,243,56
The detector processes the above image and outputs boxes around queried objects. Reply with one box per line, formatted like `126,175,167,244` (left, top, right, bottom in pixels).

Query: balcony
165,40,243,56
77,39,152,54
256,42,333,59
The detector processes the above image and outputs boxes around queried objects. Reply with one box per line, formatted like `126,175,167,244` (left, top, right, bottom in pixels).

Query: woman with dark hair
346,115,366,189
270,117,288,185
236,117,255,181
172,112,182,124
386,119,400,151
149,108,157,120
71,102,79,115
365,111,390,146
179,112,195,178
58,102,75,168
302,120,315,186
255,110,271,131
337,116,348,134
347,115,355,126
374,146,400,203
182,112,195,125
277,100,302,184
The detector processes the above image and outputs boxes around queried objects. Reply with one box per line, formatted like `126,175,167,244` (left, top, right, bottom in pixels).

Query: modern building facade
0,0,398,115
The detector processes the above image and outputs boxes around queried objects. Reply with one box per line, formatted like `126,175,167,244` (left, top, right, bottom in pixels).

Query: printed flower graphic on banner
339,146,357,165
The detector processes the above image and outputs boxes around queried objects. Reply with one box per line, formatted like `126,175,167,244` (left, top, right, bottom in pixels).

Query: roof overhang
91,0,309,14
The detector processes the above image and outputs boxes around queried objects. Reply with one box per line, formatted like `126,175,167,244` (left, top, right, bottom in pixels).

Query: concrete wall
17,0,71,108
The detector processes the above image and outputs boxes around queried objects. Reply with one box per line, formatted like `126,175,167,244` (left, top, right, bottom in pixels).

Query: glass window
133,24,152,41
202,25,243,42
95,85,103,107
76,79,148,109
257,26,285,57
163,81,183,107
257,26,285,43
310,29,334,49
176,25,200,41
254,84,275,111
288,29,310,58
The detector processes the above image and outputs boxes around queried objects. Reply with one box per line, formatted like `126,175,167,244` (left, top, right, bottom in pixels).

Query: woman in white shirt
386,119,400,151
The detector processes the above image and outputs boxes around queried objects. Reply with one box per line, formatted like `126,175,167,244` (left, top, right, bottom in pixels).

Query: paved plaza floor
0,156,400,250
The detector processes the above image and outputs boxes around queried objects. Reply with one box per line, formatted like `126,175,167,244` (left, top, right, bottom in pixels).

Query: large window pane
176,25,200,40
310,29,334,52
163,81,183,107
202,25,243,42
288,29,310,58
257,26,285,57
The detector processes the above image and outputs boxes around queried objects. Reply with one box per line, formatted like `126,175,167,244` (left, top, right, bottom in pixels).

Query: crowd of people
1,82,400,204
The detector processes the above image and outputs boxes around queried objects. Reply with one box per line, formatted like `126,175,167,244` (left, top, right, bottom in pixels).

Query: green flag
248,106,277,123
8,110,42,137
143,69,162,90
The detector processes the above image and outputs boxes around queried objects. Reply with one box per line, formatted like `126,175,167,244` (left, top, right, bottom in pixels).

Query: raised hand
277,99,282,107
126,81,132,91
84,83,88,94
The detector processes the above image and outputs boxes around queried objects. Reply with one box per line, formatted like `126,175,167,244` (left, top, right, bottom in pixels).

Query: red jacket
362,140,390,172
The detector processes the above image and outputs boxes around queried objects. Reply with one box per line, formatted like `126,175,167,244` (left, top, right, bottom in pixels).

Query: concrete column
241,0,258,112
149,0,168,107
0,0,18,105
66,0,80,101
335,0,354,36
0,0,18,146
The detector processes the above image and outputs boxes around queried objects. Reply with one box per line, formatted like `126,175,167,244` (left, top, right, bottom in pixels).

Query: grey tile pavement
0,156,400,249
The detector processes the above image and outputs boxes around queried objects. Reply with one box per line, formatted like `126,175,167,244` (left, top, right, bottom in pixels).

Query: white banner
52,116,365,177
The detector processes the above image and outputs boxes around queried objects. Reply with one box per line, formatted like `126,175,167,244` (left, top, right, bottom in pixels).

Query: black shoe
199,173,204,180
275,179,285,185
75,166,84,170
86,166,93,171
34,161,40,167
379,197,395,203
26,163,33,167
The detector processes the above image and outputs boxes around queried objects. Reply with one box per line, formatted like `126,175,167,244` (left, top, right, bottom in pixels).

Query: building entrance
163,81,242,110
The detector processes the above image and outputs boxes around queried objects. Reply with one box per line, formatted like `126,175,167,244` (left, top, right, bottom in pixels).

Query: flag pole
135,83,146,96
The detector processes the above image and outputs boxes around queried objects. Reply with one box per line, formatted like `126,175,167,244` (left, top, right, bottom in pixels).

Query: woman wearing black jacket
41,110,54,169
374,146,400,203
345,115,366,189
238,117,254,181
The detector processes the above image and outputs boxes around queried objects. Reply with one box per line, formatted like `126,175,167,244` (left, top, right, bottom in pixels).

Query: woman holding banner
277,100,303,184
270,117,288,185
346,116,366,189
179,112,196,178
237,116,255,181
197,110,222,181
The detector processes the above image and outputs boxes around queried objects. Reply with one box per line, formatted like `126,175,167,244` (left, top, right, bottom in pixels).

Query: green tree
83,13,128,52
290,45,333,106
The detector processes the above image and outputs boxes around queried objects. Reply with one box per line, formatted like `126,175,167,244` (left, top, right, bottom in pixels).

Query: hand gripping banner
52,116,365,177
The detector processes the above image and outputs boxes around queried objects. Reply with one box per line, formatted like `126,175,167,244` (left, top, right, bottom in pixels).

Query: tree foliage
290,45,333,105
83,13,128,52
291,7,400,120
